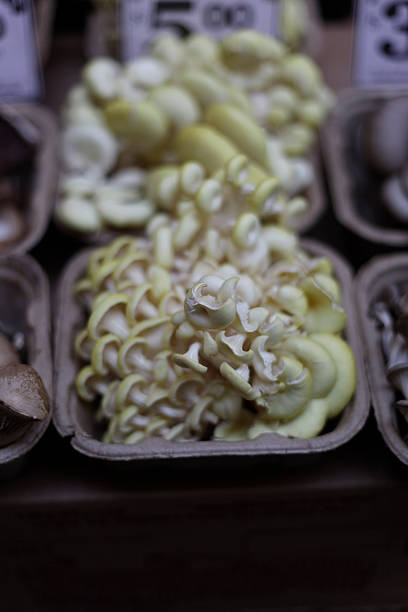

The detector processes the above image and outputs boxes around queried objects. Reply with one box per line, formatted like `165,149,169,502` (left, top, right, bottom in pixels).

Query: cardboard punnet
357,253,408,466
53,238,369,463
322,90,408,247
0,103,58,255
0,254,52,473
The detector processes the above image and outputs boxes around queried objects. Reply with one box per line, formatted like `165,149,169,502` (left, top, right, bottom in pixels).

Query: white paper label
353,0,408,87
0,0,41,100
121,0,280,61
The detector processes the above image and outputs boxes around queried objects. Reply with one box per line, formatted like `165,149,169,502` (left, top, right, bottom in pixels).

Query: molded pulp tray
0,104,58,255
54,238,369,464
322,90,408,247
357,253,408,466
0,254,52,471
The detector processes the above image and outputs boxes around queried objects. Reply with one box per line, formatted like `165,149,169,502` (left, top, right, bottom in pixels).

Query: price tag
121,0,280,61
353,0,408,87
0,0,42,100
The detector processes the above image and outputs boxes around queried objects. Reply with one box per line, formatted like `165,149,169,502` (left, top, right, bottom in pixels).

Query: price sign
353,0,408,87
121,0,280,61
0,0,41,100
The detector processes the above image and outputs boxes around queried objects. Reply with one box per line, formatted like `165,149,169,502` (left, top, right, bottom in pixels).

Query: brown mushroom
0,363,50,447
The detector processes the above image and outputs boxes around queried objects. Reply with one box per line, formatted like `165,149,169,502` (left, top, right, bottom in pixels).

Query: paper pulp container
322,90,408,247
0,254,52,476
0,104,58,255
357,253,408,466
53,238,369,464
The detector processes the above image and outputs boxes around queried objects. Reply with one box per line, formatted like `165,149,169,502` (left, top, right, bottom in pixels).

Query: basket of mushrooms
55,29,330,242
54,146,369,462
357,254,408,466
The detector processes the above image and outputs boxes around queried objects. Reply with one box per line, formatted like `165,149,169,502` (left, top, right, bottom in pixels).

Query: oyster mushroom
0,364,50,447
283,335,336,398
311,333,356,418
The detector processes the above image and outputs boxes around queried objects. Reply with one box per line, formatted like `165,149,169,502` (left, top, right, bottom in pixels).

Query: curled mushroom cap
184,275,238,329
0,364,50,447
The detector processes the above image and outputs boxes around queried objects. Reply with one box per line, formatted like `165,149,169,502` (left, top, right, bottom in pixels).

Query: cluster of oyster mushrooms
57,29,333,236
74,159,356,444
373,285,408,426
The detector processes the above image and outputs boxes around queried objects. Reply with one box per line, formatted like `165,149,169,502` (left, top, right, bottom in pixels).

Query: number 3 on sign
353,0,408,85
121,0,280,61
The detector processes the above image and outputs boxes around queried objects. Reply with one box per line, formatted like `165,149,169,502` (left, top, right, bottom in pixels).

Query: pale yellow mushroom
82,57,121,103
126,283,156,322
173,342,208,374
300,276,346,334
90,260,117,293
97,197,155,228
175,124,239,174
257,356,312,419
195,178,224,214
146,165,180,211
219,362,258,401
104,99,170,155
117,337,151,377
232,213,260,250
220,30,285,70
124,56,170,88
179,161,205,196
268,284,307,320
178,70,230,107
250,177,282,217
262,225,298,255
149,85,201,128
216,331,254,365
184,276,238,330
62,122,118,177
172,211,201,250
76,365,110,402
88,293,130,341
91,334,121,376
74,328,95,361
56,197,103,234
283,336,336,398
204,103,267,166
112,251,149,286
311,334,356,418
280,54,322,98
115,374,148,410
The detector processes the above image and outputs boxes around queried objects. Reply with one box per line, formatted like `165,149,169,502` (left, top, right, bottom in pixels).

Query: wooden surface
2,20,408,612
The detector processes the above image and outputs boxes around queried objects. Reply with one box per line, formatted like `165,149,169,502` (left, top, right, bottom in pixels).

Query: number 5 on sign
353,0,408,86
121,0,280,61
